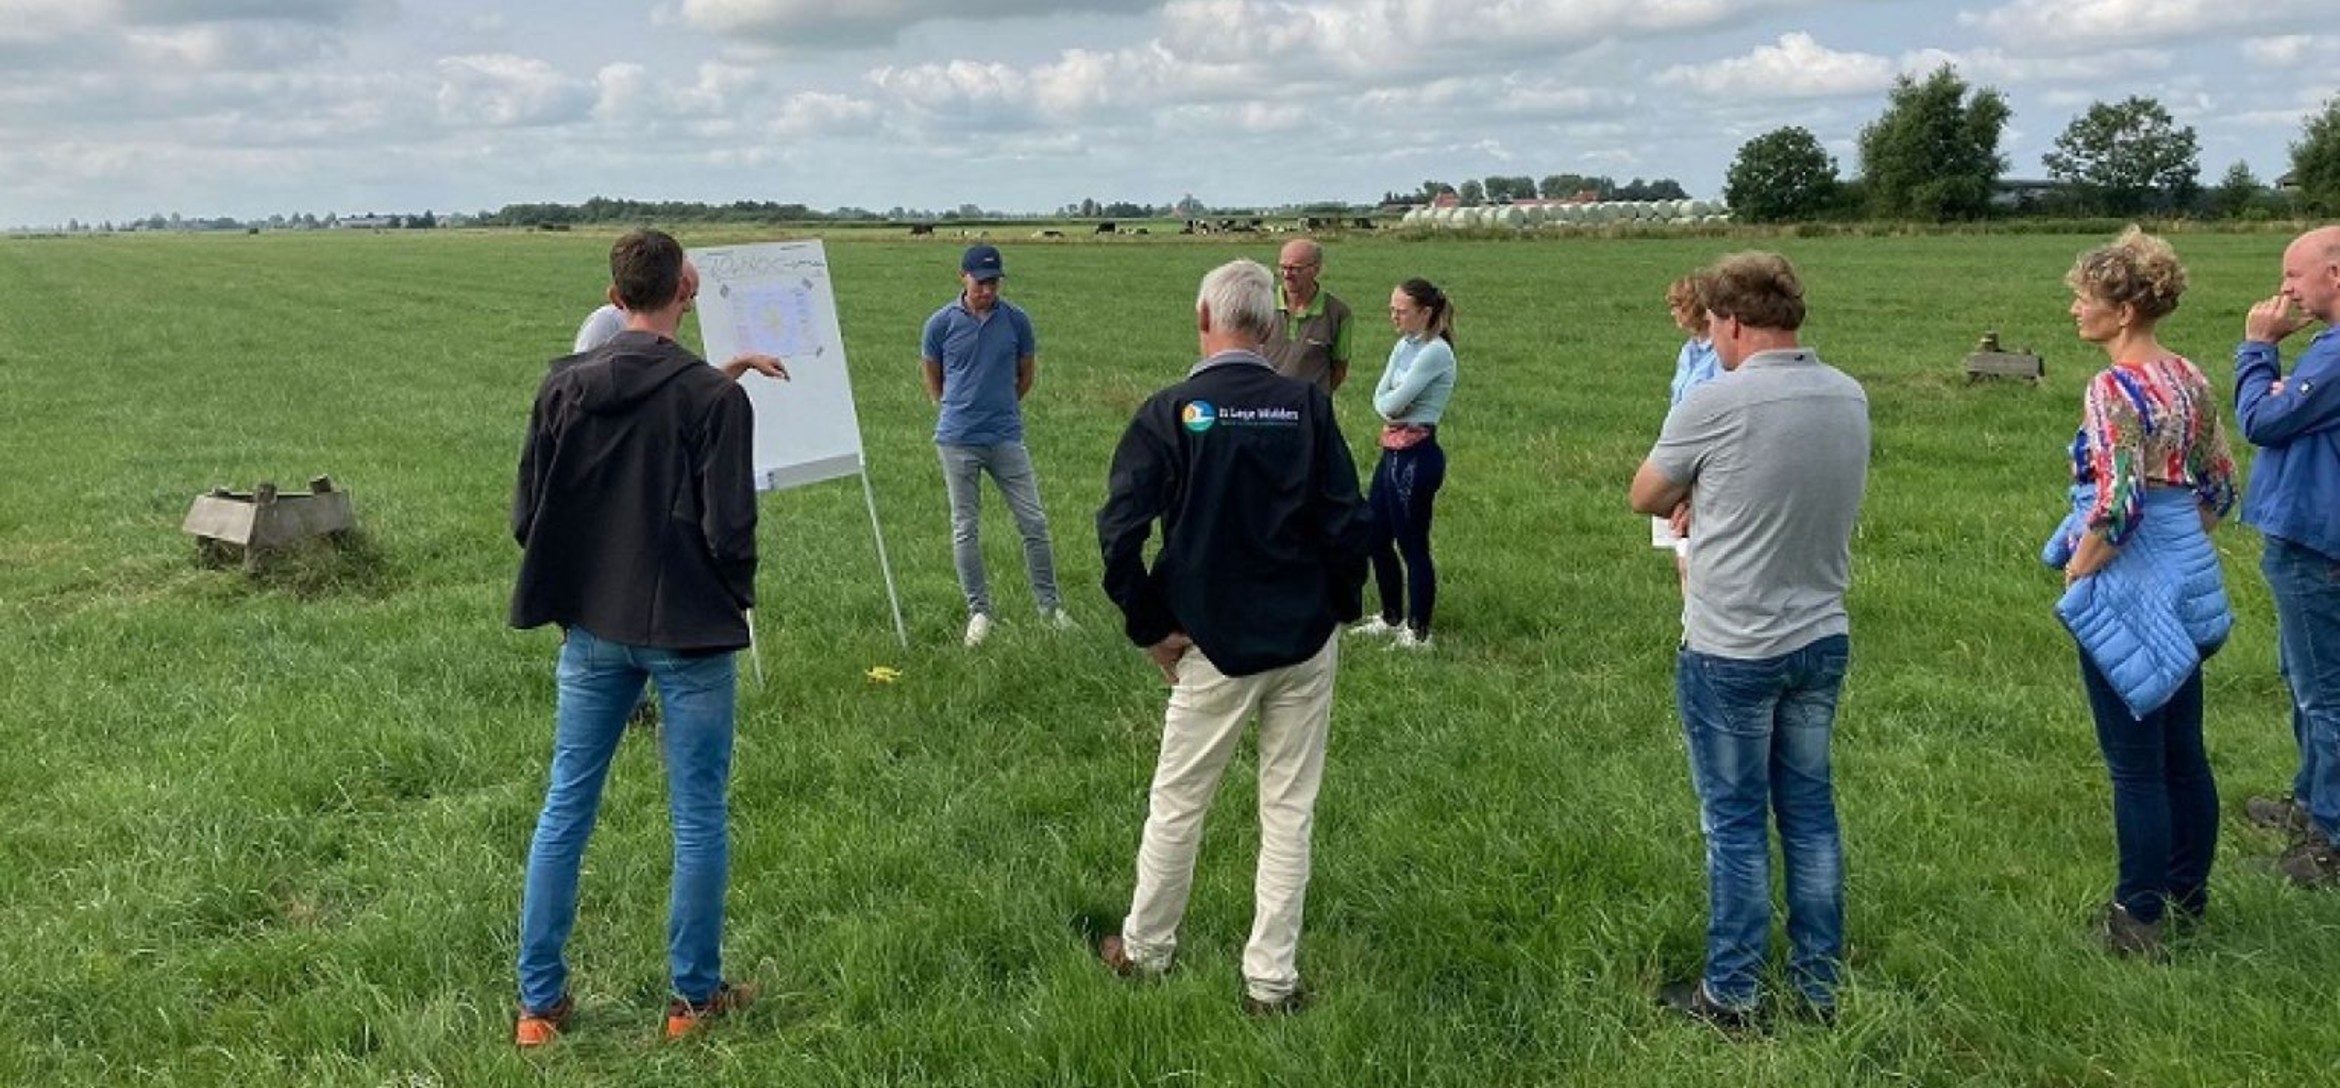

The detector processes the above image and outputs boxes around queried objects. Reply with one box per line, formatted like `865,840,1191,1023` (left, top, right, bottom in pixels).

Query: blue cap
961,244,1005,281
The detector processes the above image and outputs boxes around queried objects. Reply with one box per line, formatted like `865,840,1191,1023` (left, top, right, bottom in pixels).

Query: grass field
3,225,2337,1086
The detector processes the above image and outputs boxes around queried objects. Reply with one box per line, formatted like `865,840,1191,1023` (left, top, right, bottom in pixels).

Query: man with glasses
1262,239,1354,394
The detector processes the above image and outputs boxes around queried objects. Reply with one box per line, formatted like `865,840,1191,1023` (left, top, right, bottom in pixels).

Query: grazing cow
1033,229,1064,239
908,223,936,236
1095,222,1117,235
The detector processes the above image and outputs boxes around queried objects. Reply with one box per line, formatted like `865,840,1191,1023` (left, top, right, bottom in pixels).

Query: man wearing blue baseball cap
922,244,1074,646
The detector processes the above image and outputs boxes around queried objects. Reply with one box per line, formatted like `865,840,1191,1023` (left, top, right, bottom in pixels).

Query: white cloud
592,61,748,124
2241,35,2320,68
0,2,109,38
127,22,341,69
1957,0,2328,53
1159,0,1822,75
1656,33,1896,99
768,91,881,137
1896,46,2172,85
434,55,595,127
115,0,389,27
681,0,1165,48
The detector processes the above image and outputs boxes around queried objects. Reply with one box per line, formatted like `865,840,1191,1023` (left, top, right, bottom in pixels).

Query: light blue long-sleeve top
1373,334,1457,425
1669,336,1720,405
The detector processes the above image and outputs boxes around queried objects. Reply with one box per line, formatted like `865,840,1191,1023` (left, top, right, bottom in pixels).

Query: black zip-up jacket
510,331,758,651
1097,349,1370,676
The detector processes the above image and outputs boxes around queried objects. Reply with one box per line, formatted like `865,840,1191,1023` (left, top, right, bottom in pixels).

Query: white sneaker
963,613,993,648
1348,616,1397,638
1042,607,1078,631
1390,627,1432,651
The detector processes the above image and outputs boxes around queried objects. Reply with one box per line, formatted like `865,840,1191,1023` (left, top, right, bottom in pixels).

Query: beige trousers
1120,633,1338,1001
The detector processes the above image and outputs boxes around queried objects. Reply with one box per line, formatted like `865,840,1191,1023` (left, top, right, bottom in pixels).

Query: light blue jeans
517,626,736,1011
2264,538,2340,846
938,441,1062,616
1676,634,1849,1011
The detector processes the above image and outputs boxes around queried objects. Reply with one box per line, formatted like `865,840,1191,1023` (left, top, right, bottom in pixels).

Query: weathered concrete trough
1964,330,2044,382
183,475,356,571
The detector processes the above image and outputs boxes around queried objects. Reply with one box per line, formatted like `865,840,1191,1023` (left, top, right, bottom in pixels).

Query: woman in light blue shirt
1655,276,1720,579
1350,278,1456,650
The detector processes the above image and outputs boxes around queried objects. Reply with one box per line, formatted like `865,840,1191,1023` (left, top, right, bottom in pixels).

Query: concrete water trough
183,475,356,572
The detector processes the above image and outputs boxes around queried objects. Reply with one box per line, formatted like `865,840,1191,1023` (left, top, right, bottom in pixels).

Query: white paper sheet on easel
689,240,866,492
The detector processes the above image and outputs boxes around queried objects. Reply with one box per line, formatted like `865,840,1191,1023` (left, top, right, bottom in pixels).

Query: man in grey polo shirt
1630,250,1870,1029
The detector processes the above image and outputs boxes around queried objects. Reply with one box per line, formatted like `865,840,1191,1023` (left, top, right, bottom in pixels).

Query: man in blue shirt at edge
2236,225,2340,887
922,244,1073,647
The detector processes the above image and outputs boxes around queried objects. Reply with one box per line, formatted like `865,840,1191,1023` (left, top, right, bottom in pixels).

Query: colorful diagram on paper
725,279,824,362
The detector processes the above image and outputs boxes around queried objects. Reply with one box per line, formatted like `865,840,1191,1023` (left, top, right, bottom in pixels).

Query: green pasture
0,226,2333,1085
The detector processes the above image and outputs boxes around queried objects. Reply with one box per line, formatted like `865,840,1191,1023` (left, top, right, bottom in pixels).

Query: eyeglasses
1278,263,1318,274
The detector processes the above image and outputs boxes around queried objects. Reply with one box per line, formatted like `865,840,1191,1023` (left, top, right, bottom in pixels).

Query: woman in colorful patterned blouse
2059,226,2237,958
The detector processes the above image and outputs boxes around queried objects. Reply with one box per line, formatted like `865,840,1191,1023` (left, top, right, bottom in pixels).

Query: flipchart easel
688,240,907,680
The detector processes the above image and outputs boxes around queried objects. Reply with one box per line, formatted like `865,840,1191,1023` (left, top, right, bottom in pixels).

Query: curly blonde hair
2065,226,2187,321
1665,276,1708,334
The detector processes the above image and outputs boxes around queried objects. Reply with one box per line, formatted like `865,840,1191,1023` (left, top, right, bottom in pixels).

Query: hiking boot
2102,903,2167,959
664,981,756,1040
1656,980,1756,1033
2278,838,2340,888
2246,794,2310,836
513,995,574,1048
1241,988,1308,1017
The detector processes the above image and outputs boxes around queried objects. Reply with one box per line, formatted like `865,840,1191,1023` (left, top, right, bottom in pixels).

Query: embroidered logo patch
1182,400,1217,432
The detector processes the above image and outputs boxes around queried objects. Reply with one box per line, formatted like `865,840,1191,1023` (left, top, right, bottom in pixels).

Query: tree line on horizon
1723,65,2340,224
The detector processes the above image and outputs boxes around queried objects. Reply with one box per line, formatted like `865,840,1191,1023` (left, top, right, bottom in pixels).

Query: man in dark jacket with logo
508,229,759,1046
1093,258,1370,1016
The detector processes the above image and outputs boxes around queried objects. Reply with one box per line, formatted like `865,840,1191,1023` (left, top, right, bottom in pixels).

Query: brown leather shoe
664,981,756,1040
1097,934,1140,977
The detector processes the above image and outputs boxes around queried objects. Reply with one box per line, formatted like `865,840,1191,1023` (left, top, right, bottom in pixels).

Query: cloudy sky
2,0,2333,227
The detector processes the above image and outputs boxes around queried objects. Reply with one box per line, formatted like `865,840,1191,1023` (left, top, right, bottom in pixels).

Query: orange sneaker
664,981,756,1040
514,995,574,1048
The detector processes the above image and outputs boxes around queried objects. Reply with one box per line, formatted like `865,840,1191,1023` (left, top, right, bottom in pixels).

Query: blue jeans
2078,653,2214,923
517,626,737,1011
2264,538,2340,846
938,441,1062,616
1676,634,1849,1010
1367,439,1445,635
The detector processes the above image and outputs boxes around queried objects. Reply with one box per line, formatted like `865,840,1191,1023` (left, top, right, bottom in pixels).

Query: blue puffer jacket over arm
2042,485,2230,719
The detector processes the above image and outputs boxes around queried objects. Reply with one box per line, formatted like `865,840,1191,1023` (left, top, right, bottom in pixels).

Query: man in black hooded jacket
507,229,762,1045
